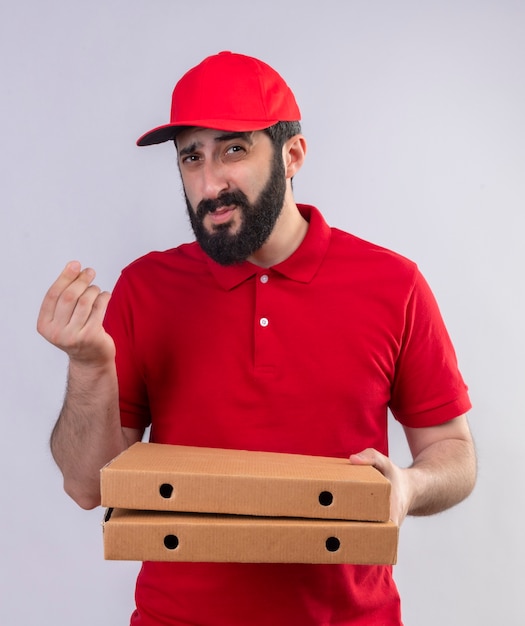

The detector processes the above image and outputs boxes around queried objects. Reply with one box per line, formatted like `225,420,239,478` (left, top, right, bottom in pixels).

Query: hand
37,261,115,366
349,448,412,526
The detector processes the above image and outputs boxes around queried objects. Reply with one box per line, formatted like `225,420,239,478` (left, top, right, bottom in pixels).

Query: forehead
175,127,268,152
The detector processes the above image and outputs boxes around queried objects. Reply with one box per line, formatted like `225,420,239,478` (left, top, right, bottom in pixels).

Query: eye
181,153,201,165
224,144,246,159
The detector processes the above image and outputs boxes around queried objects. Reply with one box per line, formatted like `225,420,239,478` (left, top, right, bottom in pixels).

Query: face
177,129,286,265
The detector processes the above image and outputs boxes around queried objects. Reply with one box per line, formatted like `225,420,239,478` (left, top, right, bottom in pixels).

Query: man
37,51,476,625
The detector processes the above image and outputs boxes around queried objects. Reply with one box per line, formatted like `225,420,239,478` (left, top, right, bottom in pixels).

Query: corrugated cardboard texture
103,508,398,565
101,443,391,522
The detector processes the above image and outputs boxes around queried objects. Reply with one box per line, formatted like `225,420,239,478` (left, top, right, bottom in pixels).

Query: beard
185,149,286,266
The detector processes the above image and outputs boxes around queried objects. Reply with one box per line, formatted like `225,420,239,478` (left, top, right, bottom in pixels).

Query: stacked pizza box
101,443,398,564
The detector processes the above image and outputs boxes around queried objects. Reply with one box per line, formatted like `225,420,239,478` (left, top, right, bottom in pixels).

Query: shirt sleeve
103,271,152,431
389,268,472,427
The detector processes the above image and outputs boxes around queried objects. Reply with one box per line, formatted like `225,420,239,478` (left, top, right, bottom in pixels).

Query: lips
207,205,236,224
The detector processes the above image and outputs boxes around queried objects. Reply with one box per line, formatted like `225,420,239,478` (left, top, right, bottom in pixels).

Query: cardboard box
103,508,398,565
101,443,391,522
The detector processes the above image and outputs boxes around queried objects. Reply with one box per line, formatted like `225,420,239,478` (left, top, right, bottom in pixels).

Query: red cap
137,51,301,146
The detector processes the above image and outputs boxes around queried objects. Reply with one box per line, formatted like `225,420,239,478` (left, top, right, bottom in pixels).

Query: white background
1,1,524,624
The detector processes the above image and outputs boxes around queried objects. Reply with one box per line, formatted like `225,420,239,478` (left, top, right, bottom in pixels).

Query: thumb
349,448,379,465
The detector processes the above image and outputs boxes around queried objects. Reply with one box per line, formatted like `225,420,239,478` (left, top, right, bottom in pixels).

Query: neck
247,197,308,268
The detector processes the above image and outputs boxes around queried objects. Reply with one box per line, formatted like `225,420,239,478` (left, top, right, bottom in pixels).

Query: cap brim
136,124,183,146
136,118,281,146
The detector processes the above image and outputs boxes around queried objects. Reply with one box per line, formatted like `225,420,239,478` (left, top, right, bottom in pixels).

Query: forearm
405,436,477,517
51,359,127,509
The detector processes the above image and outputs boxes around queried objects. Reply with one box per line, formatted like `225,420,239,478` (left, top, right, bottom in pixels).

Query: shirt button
260,274,269,284
259,317,269,327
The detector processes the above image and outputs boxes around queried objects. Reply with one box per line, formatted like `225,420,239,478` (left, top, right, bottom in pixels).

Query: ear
283,134,307,179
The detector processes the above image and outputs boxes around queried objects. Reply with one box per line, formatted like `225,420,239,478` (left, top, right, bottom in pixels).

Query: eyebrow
178,131,254,157
215,131,254,144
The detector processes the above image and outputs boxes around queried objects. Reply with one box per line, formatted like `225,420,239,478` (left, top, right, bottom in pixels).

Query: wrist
68,354,116,378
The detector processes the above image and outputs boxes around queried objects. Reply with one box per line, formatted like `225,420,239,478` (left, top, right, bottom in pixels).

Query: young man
37,51,476,625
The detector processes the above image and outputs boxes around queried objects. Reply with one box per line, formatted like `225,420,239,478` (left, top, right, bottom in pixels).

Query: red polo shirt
104,204,471,625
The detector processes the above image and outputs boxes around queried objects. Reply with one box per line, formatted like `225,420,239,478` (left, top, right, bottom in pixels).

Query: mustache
196,190,250,219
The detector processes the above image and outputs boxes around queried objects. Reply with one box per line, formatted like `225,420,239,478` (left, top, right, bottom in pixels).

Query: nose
200,160,229,200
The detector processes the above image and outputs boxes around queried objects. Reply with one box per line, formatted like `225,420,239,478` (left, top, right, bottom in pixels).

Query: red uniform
104,205,471,625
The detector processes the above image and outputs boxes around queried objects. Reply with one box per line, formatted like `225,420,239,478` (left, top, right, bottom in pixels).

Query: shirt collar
204,204,331,290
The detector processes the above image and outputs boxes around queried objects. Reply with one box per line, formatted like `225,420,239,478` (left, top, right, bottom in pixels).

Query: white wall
1,1,523,624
